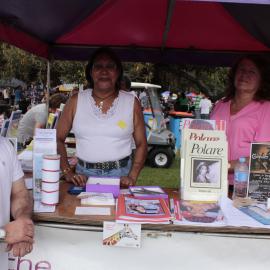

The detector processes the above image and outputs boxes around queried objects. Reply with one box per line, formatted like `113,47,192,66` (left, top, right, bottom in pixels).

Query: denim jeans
76,159,132,179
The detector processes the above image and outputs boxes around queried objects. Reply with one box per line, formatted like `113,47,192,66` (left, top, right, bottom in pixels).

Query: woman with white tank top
57,47,147,187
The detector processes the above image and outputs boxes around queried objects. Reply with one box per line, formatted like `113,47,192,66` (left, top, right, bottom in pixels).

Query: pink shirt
211,99,270,185
211,100,270,162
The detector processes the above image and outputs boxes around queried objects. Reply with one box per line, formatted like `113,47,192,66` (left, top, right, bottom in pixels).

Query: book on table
116,194,172,224
129,186,168,199
180,128,228,201
248,142,270,202
238,204,270,225
173,198,225,224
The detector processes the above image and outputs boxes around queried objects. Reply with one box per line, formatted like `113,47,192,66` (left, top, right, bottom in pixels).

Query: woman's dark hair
85,47,123,90
224,55,270,102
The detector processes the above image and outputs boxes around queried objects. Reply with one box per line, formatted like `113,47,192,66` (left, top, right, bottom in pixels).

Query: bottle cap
239,157,246,163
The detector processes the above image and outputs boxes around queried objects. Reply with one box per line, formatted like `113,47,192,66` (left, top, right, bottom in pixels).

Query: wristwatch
0,228,6,240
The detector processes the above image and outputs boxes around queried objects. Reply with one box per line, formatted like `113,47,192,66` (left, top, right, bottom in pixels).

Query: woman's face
91,54,119,91
199,165,207,175
234,59,261,96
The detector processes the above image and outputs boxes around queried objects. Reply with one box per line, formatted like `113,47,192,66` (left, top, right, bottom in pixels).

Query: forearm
128,144,147,182
11,188,32,220
57,139,70,170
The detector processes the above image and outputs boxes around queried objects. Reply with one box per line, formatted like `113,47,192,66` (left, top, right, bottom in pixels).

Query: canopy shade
1,0,270,65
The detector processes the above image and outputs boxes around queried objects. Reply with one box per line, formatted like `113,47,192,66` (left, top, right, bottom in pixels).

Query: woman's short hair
224,55,270,101
49,93,68,109
85,47,123,90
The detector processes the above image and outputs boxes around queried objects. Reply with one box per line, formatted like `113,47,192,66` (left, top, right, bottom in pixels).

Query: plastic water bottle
233,157,249,199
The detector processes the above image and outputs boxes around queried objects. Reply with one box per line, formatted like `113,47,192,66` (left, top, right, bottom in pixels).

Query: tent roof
1,0,270,65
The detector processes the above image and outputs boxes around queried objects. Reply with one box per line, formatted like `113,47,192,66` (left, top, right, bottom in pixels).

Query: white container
41,190,59,205
42,181,59,192
42,154,60,171
42,169,60,182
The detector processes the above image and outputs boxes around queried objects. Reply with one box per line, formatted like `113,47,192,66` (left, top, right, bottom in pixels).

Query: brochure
116,195,172,224
103,222,141,248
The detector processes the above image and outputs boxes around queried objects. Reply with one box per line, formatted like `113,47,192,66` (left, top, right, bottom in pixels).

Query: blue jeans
76,159,132,178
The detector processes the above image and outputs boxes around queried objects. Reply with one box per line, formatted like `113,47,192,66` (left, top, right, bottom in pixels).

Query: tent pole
161,0,176,50
46,60,51,116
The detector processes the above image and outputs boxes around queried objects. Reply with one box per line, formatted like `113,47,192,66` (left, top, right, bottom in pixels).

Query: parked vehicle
131,82,175,168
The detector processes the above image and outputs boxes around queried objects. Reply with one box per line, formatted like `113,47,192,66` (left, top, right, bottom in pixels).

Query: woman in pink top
211,55,270,185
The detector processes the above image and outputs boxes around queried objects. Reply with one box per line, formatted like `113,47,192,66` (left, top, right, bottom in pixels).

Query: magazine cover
180,118,226,132
239,204,270,225
116,195,172,224
103,222,141,248
174,199,224,224
181,133,228,201
129,186,168,199
248,143,270,202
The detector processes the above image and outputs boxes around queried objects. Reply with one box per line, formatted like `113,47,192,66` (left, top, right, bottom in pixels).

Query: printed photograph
191,158,221,187
125,197,163,216
250,143,270,173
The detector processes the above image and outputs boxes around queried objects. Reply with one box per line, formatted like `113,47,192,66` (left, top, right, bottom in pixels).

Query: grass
136,155,180,189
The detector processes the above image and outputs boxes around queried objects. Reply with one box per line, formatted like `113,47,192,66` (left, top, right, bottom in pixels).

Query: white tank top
73,89,135,162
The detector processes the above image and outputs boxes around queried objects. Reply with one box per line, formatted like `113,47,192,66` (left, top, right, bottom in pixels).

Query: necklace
92,91,117,110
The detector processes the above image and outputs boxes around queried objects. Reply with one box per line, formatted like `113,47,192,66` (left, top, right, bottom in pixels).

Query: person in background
17,93,67,146
210,55,270,186
57,47,147,187
199,94,212,119
174,92,189,112
0,137,34,268
3,88,10,104
14,86,23,106
193,91,202,118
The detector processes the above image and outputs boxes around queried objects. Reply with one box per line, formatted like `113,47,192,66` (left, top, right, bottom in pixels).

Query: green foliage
0,42,229,101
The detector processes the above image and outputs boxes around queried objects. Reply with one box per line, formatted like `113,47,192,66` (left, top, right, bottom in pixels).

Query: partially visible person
14,87,23,105
18,97,31,114
211,55,270,185
194,91,202,119
139,90,148,109
0,137,34,268
17,93,67,145
199,94,212,119
57,47,147,188
3,88,10,104
174,92,189,112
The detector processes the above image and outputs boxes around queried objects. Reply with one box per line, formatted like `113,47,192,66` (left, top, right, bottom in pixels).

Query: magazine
239,204,270,225
181,129,228,201
173,199,224,224
129,186,168,199
180,118,226,133
116,195,172,224
248,143,270,202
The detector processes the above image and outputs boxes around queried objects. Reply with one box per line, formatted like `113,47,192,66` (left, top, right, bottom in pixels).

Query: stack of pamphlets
180,119,228,201
116,194,172,224
77,192,115,206
129,186,168,199
173,199,225,225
